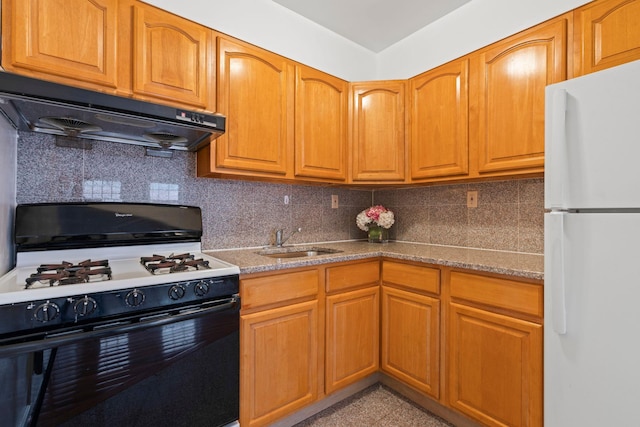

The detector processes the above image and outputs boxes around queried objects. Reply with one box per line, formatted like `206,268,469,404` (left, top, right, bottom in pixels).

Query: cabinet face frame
215,36,294,176
473,18,568,175
325,286,380,394
350,81,407,183
381,285,441,398
240,300,319,427
574,0,640,76
295,66,348,181
410,59,470,180
130,3,213,110
2,0,120,90
447,302,542,427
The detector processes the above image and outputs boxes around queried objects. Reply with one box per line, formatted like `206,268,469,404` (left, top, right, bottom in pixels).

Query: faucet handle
275,229,284,246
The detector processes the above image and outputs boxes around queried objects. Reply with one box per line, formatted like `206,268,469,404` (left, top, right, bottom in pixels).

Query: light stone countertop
205,241,544,281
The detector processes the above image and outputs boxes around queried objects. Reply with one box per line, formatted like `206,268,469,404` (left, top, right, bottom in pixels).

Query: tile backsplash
16,132,543,253
373,179,544,254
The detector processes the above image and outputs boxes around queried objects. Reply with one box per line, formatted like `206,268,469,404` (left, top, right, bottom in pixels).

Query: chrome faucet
275,227,302,247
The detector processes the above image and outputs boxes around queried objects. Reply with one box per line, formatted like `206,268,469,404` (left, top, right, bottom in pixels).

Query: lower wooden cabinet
325,260,381,394
447,271,543,427
241,300,319,427
239,261,543,427
381,286,440,398
239,268,320,427
325,286,379,394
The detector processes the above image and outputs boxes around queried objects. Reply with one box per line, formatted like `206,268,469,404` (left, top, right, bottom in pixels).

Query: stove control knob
34,301,60,323
168,284,186,300
125,289,145,307
73,296,98,317
194,280,210,297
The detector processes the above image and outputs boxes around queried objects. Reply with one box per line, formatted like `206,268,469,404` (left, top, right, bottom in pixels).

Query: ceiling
272,0,473,53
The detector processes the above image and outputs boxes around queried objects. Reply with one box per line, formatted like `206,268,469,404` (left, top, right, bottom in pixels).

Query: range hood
0,72,225,151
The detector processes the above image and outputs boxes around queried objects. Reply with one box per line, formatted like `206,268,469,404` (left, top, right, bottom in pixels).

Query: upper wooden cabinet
295,66,348,181
126,1,214,110
350,81,407,183
409,59,469,181
2,0,215,111
574,0,640,76
198,38,350,183
2,0,120,91
213,36,294,177
471,16,568,175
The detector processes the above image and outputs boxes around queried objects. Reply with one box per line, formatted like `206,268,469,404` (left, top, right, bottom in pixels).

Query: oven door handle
0,295,239,357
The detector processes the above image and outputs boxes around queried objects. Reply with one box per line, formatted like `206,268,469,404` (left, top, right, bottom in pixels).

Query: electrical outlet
284,195,290,205
331,195,339,209
467,191,478,208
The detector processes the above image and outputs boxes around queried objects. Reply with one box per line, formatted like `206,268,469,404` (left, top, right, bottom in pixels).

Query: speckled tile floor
293,384,454,427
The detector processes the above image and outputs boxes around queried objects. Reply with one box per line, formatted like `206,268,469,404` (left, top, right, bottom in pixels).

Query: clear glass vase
367,225,389,243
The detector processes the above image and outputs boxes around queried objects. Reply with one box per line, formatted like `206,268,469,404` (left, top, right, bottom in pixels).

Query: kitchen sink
257,247,342,259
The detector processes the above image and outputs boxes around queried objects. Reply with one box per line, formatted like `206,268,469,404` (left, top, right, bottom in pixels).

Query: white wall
145,0,591,81
0,119,17,274
377,0,592,79
143,0,377,81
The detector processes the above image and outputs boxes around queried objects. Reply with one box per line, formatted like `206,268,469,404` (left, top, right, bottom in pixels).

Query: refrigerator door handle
546,89,568,210
547,211,567,334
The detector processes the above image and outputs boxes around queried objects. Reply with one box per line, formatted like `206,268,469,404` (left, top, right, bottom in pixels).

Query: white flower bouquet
356,205,395,231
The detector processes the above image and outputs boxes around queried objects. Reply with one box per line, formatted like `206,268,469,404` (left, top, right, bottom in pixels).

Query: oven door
0,296,239,427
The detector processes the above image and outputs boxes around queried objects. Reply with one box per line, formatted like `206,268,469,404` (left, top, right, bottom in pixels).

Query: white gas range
0,202,240,343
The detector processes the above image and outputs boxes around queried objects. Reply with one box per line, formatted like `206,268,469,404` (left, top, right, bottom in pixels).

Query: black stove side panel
15,203,203,251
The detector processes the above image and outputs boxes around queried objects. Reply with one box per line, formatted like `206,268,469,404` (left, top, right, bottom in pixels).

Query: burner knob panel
74,296,98,317
125,289,145,307
168,284,186,300
34,301,60,323
194,280,210,297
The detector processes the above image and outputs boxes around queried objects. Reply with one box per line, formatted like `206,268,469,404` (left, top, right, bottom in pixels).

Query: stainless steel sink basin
257,247,342,259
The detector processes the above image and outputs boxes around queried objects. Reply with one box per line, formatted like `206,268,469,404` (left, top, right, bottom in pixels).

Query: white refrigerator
544,59,640,426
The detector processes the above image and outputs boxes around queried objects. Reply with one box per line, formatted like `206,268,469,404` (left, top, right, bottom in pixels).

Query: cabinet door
474,18,567,174
350,81,406,182
129,2,213,110
325,286,379,394
410,59,469,180
241,300,318,427
2,0,119,91
448,303,542,427
215,37,294,176
295,66,348,181
381,286,440,398
574,0,640,76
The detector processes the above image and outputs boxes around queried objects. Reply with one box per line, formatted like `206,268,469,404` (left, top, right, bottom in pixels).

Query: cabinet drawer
382,261,440,294
449,271,543,319
241,268,319,311
326,260,380,293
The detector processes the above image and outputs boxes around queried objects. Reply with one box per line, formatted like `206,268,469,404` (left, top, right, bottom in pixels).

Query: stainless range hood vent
0,72,225,151
143,132,189,149
39,116,103,136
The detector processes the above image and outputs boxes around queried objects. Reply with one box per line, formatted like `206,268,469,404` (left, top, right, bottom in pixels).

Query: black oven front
0,292,240,427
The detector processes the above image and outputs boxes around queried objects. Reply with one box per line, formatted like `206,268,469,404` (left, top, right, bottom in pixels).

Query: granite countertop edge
205,241,544,282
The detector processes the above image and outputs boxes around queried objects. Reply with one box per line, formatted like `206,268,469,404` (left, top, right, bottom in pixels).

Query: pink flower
356,205,395,231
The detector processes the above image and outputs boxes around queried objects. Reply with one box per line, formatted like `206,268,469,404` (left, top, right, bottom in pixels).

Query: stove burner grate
141,253,211,275
25,259,112,289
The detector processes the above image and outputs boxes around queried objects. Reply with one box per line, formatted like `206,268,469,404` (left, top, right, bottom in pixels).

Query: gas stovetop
0,203,241,340
0,243,239,305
